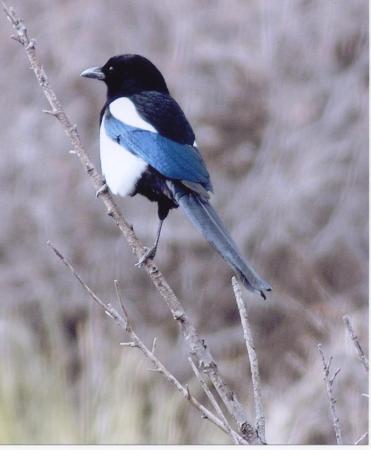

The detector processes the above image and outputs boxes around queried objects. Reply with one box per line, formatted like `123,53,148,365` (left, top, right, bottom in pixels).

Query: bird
81,54,271,299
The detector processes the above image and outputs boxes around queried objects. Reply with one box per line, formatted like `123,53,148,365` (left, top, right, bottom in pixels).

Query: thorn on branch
46,240,63,260
85,164,94,175
104,310,114,319
42,108,62,117
227,391,234,401
148,265,159,276
39,73,47,86
120,341,137,347
173,310,185,322
185,384,191,400
147,368,162,373
2,3,28,43
199,360,217,372
26,38,35,49
330,368,341,385
10,34,22,44
96,183,108,198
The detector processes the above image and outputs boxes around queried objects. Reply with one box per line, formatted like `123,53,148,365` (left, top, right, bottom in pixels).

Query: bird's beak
80,66,105,80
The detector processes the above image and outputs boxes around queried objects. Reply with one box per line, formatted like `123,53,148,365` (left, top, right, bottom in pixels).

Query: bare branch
47,241,114,314
188,357,240,445
232,277,266,444
343,315,368,373
318,344,343,445
47,241,245,443
2,4,258,441
354,431,368,445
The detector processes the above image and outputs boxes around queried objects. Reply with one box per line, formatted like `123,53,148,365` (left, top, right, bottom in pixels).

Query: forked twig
188,357,240,444
47,240,246,444
318,344,343,445
343,315,368,373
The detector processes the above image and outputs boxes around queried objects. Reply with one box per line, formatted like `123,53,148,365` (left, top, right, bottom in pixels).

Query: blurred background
0,0,368,444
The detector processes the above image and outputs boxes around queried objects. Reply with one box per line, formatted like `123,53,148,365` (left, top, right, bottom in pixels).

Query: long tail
170,185,272,299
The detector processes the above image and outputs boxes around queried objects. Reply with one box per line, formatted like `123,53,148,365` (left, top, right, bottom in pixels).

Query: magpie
81,54,271,298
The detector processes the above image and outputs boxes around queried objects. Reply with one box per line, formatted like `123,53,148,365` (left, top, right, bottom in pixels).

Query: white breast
100,117,147,197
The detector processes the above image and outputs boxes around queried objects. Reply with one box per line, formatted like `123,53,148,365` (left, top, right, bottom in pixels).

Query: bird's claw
135,246,156,268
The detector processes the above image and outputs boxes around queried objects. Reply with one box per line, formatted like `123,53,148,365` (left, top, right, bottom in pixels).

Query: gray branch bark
2,2,261,443
47,241,247,444
318,344,343,445
188,356,242,444
232,277,266,443
343,315,368,373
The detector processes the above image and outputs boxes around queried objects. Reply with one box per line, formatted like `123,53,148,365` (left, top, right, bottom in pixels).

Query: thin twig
1,3,259,441
188,357,240,445
318,344,343,445
47,240,246,444
354,431,368,445
232,277,266,444
343,315,369,373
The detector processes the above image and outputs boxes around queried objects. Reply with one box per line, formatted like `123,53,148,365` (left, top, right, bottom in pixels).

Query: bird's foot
96,179,108,197
135,246,157,268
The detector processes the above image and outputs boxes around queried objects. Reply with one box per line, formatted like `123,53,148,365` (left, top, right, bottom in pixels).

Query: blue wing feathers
104,112,212,191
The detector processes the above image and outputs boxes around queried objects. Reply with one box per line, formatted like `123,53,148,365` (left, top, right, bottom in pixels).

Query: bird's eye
108,66,114,72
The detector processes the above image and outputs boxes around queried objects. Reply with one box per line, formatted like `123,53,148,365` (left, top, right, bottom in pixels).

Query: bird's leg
96,176,108,197
135,219,164,267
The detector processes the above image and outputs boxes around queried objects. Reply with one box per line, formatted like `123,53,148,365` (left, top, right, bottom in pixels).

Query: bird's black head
81,54,169,99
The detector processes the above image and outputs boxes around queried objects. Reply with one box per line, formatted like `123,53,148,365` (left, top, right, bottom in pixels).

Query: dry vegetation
0,0,368,444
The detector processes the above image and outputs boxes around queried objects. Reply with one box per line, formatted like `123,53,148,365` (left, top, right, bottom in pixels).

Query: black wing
130,91,195,145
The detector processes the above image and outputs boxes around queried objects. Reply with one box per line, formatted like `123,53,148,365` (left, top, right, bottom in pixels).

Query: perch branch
232,277,266,443
318,344,343,445
47,240,246,444
2,2,259,442
343,315,368,373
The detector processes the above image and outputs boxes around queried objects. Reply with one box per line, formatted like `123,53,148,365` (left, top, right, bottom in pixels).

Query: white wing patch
100,114,147,197
109,97,157,133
